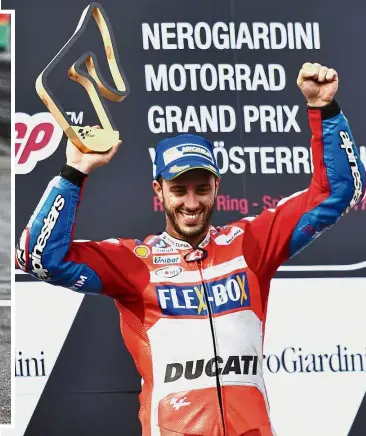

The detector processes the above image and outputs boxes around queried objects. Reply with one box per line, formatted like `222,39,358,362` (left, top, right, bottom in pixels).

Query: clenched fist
297,62,339,107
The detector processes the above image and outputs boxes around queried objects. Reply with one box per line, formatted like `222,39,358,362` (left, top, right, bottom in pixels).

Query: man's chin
176,223,206,238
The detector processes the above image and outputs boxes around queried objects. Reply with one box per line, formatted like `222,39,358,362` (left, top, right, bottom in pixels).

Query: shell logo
134,245,150,258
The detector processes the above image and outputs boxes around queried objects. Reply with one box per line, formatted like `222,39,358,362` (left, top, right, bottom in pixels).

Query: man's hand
297,62,339,107
66,126,122,174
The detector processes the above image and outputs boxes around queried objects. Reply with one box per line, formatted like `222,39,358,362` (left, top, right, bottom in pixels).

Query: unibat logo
15,112,63,174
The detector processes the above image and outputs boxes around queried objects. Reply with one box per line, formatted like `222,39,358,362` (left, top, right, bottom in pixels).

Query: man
16,63,365,436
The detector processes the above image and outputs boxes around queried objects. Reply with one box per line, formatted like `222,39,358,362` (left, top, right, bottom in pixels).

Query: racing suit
16,101,366,436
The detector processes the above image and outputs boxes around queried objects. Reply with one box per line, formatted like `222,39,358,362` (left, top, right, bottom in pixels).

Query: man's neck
164,226,209,249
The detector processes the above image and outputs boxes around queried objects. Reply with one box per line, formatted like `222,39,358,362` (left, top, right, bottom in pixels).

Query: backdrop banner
5,277,366,436
9,0,366,434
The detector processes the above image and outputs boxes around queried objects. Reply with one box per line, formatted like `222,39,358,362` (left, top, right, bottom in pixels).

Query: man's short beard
163,199,214,239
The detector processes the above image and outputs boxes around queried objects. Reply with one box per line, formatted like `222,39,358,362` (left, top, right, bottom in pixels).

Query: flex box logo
156,272,250,316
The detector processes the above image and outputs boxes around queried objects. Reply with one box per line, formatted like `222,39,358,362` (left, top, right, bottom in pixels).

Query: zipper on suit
197,259,226,436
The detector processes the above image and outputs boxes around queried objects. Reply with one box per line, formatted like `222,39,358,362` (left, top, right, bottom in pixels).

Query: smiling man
16,63,366,436
152,136,221,247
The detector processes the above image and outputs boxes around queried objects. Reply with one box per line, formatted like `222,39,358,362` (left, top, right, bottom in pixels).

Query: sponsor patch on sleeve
134,245,150,258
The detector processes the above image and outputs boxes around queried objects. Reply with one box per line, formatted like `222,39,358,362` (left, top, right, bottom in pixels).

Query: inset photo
0,306,11,425
0,11,10,301
0,10,11,429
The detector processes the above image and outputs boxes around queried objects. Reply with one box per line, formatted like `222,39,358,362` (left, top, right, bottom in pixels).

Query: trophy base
66,125,119,153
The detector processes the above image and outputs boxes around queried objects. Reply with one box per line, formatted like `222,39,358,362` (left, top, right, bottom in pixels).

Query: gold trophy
36,3,128,153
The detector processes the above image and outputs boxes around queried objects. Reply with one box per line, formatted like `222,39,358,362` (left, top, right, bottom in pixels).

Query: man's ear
214,176,220,198
152,179,164,203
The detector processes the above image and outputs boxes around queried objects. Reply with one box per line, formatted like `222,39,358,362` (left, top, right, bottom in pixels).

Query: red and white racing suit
16,101,366,436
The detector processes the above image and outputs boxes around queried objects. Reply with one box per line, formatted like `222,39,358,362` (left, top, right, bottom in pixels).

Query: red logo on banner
15,112,64,174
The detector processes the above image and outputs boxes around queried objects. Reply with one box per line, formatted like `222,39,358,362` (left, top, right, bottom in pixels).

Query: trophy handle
35,2,129,153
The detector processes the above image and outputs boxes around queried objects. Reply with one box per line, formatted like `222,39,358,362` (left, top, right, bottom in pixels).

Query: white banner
5,278,366,436
264,278,366,436
5,282,83,436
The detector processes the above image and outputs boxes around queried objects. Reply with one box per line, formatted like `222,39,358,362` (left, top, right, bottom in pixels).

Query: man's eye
197,188,210,194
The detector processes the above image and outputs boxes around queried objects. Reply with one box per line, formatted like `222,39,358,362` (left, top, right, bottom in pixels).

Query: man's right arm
16,165,150,298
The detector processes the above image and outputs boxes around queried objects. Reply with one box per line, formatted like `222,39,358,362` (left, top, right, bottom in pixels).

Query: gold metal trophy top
35,3,129,153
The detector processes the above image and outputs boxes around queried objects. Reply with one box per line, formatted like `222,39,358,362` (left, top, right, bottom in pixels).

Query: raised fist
297,62,339,107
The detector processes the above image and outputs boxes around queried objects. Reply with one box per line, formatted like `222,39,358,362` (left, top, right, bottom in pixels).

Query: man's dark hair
156,172,218,188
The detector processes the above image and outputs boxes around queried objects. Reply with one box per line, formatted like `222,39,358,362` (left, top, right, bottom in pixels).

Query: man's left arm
242,63,366,280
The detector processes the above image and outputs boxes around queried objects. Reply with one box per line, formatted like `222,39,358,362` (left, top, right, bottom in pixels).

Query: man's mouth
179,211,202,225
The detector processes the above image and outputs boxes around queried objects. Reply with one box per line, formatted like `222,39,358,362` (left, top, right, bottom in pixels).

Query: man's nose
184,191,200,210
